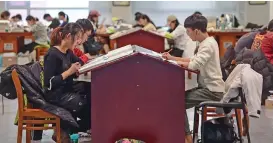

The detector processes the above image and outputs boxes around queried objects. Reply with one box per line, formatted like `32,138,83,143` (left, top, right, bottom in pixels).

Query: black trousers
33,81,91,140
19,42,39,54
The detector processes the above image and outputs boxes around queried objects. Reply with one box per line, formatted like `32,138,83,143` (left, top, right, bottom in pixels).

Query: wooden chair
36,47,49,61
202,107,244,136
11,69,61,143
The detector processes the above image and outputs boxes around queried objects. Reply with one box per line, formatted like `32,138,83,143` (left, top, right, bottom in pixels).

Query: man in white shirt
163,14,225,143
166,15,191,57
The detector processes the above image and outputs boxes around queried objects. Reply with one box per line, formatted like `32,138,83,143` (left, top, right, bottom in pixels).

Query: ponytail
50,22,83,46
50,27,63,46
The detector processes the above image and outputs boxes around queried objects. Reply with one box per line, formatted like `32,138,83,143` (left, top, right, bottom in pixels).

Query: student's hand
177,61,189,68
85,53,96,60
162,52,174,60
68,62,81,74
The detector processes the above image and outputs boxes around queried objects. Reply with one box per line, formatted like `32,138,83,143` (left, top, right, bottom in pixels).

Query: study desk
74,71,197,91
0,32,33,53
109,29,166,53
208,31,249,57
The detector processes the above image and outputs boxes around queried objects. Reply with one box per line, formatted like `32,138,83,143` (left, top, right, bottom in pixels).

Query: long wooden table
208,31,249,57
0,32,33,53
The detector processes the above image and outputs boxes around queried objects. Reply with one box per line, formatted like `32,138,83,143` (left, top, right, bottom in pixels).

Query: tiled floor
1,98,273,143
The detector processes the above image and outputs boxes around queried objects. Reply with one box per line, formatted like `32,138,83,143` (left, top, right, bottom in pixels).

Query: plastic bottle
70,134,79,143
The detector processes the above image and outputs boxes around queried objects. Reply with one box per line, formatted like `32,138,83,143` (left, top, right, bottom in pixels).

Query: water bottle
70,134,79,143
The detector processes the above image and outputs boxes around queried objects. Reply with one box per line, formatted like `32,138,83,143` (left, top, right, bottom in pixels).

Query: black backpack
201,117,239,143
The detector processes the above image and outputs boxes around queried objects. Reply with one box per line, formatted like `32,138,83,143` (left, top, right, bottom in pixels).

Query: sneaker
52,129,71,143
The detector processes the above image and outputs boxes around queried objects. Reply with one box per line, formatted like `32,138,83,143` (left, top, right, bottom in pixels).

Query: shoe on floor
52,129,71,143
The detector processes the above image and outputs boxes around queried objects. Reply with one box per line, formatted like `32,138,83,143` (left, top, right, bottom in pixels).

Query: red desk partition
111,30,165,53
90,53,186,143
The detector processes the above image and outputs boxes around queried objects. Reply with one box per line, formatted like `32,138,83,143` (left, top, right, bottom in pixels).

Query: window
30,0,89,8
7,1,28,7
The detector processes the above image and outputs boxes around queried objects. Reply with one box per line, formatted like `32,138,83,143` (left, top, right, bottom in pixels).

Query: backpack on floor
201,117,239,143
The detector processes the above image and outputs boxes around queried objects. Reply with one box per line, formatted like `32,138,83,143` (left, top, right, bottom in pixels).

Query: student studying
18,15,49,61
135,14,156,31
43,23,91,142
166,15,192,57
162,14,225,143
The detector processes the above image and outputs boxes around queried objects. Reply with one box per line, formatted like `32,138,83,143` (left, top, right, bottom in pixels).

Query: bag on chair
202,117,238,143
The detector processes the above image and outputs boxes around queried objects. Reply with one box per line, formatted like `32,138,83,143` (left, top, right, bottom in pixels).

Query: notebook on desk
78,45,179,74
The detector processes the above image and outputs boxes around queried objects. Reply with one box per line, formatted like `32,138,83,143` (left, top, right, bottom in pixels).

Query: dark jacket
0,62,78,128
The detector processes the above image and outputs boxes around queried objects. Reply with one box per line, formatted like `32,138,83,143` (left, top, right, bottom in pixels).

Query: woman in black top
44,23,91,141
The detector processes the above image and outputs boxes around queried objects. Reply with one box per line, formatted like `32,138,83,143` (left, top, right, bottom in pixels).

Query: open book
78,45,179,74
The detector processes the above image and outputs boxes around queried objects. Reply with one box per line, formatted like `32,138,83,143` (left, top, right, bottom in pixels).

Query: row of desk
99,30,249,57
0,31,249,57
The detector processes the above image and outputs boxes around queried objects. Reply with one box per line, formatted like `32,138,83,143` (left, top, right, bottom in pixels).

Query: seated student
261,19,273,64
88,10,110,54
133,12,144,28
44,23,91,141
135,14,156,31
74,19,98,63
0,11,10,20
162,15,225,143
14,14,24,27
58,11,69,27
43,13,60,29
166,15,191,57
18,15,49,60
10,16,16,22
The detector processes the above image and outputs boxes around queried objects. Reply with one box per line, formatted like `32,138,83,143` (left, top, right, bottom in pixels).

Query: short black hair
135,12,142,21
58,11,65,17
184,14,208,33
1,11,10,18
76,18,94,33
15,14,22,20
26,15,35,21
193,11,202,16
43,13,51,19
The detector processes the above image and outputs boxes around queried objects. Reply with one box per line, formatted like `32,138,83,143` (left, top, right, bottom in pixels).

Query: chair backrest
11,69,24,114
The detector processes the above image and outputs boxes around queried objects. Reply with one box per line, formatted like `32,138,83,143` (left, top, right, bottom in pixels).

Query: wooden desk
110,30,166,53
208,31,249,57
0,32,33,53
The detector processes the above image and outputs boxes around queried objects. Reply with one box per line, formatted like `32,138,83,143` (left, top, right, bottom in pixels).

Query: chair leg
236,109,243,137
242,107,251,143
17,121,23,143
235,109,243,143
26,124,32,143
56,118,61,143
1,95,4,115
202,107,208,121
193,107,200,142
